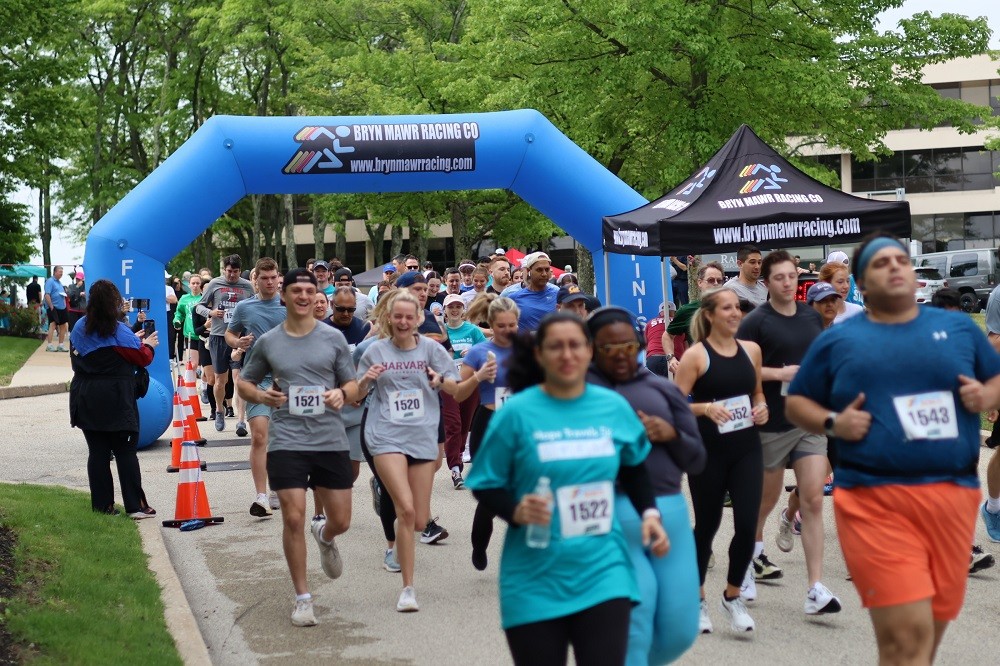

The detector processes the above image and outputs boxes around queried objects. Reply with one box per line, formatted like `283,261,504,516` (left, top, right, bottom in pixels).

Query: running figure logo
738,164,787,194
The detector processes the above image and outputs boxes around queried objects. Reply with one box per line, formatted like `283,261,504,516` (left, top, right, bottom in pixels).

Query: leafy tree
0,181,34,265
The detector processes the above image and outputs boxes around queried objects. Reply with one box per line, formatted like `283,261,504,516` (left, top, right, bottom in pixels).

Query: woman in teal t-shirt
466,312,668,666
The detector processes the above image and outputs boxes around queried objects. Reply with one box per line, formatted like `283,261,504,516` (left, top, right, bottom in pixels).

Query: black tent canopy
602,124,911,257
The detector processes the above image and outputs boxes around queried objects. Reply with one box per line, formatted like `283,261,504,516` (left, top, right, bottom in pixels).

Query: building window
852,146,998,194
914,212,1000,253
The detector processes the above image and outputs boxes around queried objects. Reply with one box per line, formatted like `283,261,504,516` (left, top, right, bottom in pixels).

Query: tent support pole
661,256,669,310
603,251,611,306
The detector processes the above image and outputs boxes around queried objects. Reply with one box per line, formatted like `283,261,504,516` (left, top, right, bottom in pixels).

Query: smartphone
131,298,150,311
142,319,156,336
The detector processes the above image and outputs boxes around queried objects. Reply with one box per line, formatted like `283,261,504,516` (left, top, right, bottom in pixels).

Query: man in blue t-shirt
44,265,69,351
787,234,1000,664
505,252,559,332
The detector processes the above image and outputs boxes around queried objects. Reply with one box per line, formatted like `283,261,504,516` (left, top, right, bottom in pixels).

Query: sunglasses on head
334,306,356,313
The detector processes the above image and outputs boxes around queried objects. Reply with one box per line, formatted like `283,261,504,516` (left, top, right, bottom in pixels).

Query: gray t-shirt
724,277,769,307
241,323,356,452
986,284,1000,335
357,336,458,459
227,294,287,366
196,277,255,337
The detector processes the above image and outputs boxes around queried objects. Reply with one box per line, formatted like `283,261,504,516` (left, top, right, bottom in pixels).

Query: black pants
687,439,763,588
469,406,495,556
360,408,397,542
645,355,668,377
505,598,632,666
84,430,144,513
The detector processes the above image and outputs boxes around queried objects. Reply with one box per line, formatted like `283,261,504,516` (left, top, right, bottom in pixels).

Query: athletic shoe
128,506,156,520
370,476,382,517
753,553,783,580
235,421,248,437
740,563,757,602
720,594,755,633
970,545,995,574
804,582,842,615
776,509,794,553
462,443,471,464
226,406,235,418
311,516,343,579
396,586,419,612
269,491,280,511
472,548,488,571
707,551,715,569
723,491,732,508
451,469,465,490
420,517,448,544
57,344,69,352
823,483,834,496
214,411,225,432
698,599,713,634
201,387,210,404
982,502,1000,543
46,344,56,352
384,548,401,573
291,597,317,627
791,511,802,536
250,494,272,518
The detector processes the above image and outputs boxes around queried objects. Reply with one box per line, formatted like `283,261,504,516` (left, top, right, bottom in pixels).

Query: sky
11,0,1000,271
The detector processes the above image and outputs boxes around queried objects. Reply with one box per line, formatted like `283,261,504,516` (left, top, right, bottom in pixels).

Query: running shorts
267,450,353,491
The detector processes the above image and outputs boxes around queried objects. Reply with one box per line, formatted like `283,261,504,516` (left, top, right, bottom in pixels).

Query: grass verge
0,338,41,386
0,484,181,665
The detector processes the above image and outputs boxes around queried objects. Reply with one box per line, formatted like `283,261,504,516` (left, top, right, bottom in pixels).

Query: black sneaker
235,421,248,437
753,553,783,580
451,470,465,490
420,517,449,544
369,476,382,517
970,545,995,574
226,406,235,418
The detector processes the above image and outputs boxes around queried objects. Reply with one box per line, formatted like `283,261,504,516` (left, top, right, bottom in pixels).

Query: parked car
913,266,947,304
912,248,999,312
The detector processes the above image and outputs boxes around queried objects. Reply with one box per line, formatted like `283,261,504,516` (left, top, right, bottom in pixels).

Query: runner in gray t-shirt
725,244,769,307
356,289,495,613
237,268,360,629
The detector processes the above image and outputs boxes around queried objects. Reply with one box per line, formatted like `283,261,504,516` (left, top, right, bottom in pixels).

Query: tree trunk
312,198,326,262
283,194,297,268
251,194,262,261
450,201,470,263
575,244,594,295
364,208,388,266
334,217,347,265
38,182,51,275
408,216,428,262
390,223,403,259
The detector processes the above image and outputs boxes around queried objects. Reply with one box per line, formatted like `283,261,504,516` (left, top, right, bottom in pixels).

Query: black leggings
504,598,632,666
687,440,763,588
83,430,145,513
469,406,495,556
360,408,397,542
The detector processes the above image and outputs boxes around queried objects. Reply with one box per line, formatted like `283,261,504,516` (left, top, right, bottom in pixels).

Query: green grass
0,338,41,386
0,484,181,665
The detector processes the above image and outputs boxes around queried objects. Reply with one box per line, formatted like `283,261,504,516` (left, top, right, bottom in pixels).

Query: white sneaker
720,595,755,633
462,443,471,464
396,586,419,612
250,493,272,518
805,582,842,615
291,597,317,626
740,562,757,602
776,509,794,553
311,516,343,579
46,344,57,352
269,491,280,511
698,599,713,634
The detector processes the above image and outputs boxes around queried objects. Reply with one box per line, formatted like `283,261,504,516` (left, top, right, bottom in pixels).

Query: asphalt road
1,392,997,665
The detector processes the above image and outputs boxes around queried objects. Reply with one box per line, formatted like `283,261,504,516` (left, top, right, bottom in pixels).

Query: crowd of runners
164,236,1000,665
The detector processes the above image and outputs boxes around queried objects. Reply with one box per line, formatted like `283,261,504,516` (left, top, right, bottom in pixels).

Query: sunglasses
334,306,356,313
406,265,420,270
703,277,724,285
597,341,640,356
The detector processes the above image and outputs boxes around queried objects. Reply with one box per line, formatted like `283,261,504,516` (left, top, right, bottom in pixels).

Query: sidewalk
0,340,72,399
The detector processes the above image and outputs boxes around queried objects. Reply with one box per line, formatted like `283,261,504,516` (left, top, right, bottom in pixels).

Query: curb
137,520,212,666
0,382,69,400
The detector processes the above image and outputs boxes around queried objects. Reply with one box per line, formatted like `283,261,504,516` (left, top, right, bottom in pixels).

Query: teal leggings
617,493,700,665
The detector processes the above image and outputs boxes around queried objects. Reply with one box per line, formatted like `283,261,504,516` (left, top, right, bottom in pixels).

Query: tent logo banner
612,229,649,249
738,163,787,193
283,123,478,175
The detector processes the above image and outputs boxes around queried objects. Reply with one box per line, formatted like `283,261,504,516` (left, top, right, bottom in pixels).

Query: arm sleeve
240,338,268,385
617,463,656,515
787,334,833,405
430,338,460,380
970,318,1000,380
471,488,519,524
667,304,694,336
195,283,215,318
114,344,154,367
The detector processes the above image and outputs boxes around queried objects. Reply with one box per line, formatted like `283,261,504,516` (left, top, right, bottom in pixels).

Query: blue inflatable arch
84,109,666,447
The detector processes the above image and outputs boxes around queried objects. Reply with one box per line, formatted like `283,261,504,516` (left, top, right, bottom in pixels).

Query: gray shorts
247,377,273,421
347,425,363,463
209,335,240,372
760,428,827,470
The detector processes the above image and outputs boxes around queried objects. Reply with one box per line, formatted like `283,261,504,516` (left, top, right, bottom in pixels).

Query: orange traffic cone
184,358,206,421
162,441,224,528
178,373,207,447
167,392,207,472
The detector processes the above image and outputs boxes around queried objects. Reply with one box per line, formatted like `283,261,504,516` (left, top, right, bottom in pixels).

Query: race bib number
289,385,325,416
893,391,958,441
223,308,234,323
494,387,511,410
717,394,753,434
389,389,424,422
454,359,464,373
557,481,614,539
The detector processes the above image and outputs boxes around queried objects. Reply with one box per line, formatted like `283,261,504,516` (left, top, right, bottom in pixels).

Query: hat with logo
284,267,317,289
557,284,588,305
395,271,426,289
313,260,330,271
660,301,676,314
806,281,841,304
383,263,396,273
334,268,353,281
523,251,551,270
443,293,466,308
825,251,849,266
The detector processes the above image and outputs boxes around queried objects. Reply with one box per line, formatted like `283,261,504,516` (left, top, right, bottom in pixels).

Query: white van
912,248,998,312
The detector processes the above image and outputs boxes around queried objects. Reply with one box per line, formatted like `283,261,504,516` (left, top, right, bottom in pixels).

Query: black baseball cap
283,267,317,289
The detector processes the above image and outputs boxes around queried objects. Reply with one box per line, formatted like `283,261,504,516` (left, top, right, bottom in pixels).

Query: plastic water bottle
525,476,553,549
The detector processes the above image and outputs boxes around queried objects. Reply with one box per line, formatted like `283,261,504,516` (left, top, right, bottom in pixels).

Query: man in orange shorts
786,232,1000,664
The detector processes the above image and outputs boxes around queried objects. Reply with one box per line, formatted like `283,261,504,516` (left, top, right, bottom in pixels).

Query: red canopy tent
504,248,565,278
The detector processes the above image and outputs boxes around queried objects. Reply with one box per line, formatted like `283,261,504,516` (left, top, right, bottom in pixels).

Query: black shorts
267,450,353,491
48,307,68,326
209,335,238,373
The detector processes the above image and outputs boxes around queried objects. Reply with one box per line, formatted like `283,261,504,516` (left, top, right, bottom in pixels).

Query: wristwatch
823,412,838,438
664,354,674,362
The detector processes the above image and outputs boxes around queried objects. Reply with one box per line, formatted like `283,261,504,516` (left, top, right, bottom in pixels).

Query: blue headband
856,237,907,280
